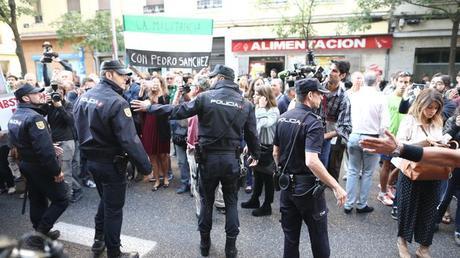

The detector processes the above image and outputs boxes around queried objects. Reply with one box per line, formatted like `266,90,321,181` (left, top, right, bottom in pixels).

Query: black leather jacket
443,114,460,141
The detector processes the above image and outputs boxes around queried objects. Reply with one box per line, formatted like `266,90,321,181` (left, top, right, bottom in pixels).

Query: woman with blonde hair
241,84,279,216
392,88,444,258
139,75,171,191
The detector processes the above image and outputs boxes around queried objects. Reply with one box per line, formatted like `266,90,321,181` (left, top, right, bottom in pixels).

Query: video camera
182,83,191,94
49,82,62,103
40,41,59,64
279,50,325,87
0,232,68,258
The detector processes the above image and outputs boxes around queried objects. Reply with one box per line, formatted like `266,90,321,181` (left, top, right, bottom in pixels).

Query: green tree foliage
0,0,36,76
258,0,317,47
52,10,124,54
350,0,459,82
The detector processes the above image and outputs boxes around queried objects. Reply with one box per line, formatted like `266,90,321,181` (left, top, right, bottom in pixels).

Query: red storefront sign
232,35,393,52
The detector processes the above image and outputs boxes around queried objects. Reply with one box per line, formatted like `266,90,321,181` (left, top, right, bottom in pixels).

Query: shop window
414,48,460,80
67,0,81,12
144,0,164,14
415,48,460,64
210,37,225,68
98,0,110,10
197,0,222,9
32,0,43,23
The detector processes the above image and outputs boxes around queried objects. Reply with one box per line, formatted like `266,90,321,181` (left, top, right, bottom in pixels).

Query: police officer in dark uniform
131,64,260,258
8,83,68,241
273,78,347,258
73,60,152,258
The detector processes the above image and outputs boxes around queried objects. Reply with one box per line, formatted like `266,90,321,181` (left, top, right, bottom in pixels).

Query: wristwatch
391,142,404,157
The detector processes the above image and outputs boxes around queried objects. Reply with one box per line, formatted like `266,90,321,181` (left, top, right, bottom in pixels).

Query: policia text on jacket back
273,78,347,258
131,64,260,258
8,83,68,243
73,60,152,258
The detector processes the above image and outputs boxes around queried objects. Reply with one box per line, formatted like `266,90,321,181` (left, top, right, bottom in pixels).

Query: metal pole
110,0,118,60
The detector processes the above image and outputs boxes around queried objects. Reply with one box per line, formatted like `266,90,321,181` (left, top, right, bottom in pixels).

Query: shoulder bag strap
419,124,430,138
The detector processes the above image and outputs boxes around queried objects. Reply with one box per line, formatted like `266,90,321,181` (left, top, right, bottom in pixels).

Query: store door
249,56,285,78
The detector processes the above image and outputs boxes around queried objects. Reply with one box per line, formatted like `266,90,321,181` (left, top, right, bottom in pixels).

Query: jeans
319,139,331,168
437,168,460,232
60,140,81,197
345,133,380,209
175,144,190,186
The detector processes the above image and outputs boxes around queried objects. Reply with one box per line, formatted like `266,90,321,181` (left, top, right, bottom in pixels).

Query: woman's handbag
400,125,458,181
254,144,275,175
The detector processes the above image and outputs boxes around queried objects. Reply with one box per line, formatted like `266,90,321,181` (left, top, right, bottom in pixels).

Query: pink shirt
187,115,199,150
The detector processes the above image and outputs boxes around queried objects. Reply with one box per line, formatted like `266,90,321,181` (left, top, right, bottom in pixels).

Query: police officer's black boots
107,249,139,258
225,236,237,258
240,197,259,209
251,202,272,217
91,233,105,256
200,232,211,256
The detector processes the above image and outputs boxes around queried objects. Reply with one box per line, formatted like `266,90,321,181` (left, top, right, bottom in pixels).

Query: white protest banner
0,94,18,130
123,15,213,69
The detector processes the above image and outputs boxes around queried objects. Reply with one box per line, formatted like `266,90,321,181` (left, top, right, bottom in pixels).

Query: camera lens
51,92,61,102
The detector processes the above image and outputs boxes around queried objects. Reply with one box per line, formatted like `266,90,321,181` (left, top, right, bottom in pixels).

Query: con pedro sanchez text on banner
123,15,213,69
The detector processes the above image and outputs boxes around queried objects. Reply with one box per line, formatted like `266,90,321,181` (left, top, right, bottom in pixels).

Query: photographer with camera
44,82,83,203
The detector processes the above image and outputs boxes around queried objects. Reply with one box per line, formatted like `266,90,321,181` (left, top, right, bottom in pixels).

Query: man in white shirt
344,71,390,214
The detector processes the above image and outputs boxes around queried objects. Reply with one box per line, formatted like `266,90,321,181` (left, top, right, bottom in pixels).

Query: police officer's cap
208,64,235,81
100,60,132,76
14,83,44,100
295,78,329,95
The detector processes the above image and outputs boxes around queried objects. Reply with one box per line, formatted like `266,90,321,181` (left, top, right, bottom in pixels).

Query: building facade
15,0,459,81
388,4,460,82
0,24,21,76
18,0,124,80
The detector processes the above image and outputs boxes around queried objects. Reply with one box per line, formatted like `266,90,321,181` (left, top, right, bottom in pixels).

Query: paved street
0,160,458,258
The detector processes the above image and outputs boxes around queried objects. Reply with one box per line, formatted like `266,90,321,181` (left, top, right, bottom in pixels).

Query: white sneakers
378,192,394,206
7,186,16,194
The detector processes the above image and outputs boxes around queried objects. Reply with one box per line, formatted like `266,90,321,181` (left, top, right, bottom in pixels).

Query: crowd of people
0,57,459,258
